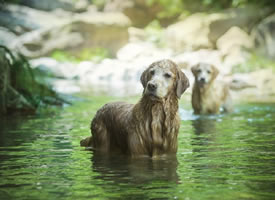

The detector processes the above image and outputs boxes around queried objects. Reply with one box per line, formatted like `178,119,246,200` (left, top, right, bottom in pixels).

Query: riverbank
1,0,275,115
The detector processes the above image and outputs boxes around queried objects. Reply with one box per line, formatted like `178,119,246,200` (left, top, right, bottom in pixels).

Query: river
0,95,275,200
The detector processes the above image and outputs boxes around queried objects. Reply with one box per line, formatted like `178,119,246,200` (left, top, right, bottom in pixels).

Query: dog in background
80,59,189,158
191,62,232,114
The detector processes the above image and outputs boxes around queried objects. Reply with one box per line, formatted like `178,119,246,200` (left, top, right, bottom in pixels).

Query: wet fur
191,63,232,114
80,59,189,157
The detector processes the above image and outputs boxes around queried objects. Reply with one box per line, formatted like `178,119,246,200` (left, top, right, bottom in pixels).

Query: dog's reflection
192,117,217,135
191,117,218,154
91,152,180,184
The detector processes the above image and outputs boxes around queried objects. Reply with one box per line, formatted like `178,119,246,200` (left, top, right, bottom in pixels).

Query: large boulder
217,26,253,69
165,6,271,51
165,13,217,51
12,12,131,58
0,4,67,35
252,13,275,59
17,0,89,12
217,26,254,55
208,6,271,44
104,0,162,27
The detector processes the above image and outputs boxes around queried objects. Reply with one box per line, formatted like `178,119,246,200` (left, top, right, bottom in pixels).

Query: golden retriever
191,63,232,114
80,59,189,157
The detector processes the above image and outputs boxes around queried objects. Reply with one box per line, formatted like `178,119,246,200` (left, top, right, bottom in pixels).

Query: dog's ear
176,69,190,99
211,65,219,80
140,67,151,88
191,64,199,76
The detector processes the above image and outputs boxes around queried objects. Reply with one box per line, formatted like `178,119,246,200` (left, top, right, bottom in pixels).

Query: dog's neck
138,93,179,119
194,80,216,99
133,93,179,156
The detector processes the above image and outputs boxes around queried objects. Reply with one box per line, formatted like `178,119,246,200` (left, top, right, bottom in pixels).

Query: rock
18,0,89,12
230,69,275,102
217,26,253,69
28,41,175,96
173,49,225,73
165,13,216,51
117,42,172,61
12,12,131,58
128,27,147,42
0,27,17,47
104,0,162,27
217,26,254,56
252,13,275,59
165,7,271,51
30,58,95,80
0,4,67,35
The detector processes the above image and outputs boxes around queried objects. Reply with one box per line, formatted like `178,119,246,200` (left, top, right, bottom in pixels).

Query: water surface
0,96,275,200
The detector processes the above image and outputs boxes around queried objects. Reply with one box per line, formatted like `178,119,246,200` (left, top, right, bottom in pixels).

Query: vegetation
233,52,275,73
51,48,110,63
0,46,66,115
147,0,275,19
144,20,165,46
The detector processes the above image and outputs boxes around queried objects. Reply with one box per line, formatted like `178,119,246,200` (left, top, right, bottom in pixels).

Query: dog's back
80,102,134,152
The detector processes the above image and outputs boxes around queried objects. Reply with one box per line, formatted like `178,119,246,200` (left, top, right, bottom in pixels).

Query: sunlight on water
0,97,275,200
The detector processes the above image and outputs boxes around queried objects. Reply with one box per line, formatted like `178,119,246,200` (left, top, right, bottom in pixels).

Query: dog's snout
148,82,157,91
199,77,206,83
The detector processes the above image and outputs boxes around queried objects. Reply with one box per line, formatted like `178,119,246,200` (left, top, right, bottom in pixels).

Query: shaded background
1,0,275,112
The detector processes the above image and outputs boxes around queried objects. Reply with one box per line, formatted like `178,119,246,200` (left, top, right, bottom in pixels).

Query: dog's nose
148,82,157,91
199,77,205,83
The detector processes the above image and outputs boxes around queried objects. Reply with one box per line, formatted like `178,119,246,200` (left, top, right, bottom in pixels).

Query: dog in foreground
191,63,232,114
80,59,189,157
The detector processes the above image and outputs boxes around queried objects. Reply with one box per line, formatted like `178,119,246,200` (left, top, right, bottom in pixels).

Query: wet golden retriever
191,63,232,114
80,59,189,157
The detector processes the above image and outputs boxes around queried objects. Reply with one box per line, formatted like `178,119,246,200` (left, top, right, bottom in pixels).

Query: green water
0,96,275,200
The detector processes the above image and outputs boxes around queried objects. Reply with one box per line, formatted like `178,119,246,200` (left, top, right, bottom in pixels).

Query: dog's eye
164,73,171,78
197,69,201,73
207,70,211,74
150,70,155,76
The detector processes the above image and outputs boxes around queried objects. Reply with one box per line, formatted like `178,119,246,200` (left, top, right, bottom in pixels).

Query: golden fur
191,63,232,114
80,59,189,157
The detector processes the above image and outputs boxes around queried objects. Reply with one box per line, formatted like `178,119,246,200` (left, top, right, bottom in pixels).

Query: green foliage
144,20,164,45
51,48,110,63
0,45,65,114
147,0,185,18
91,0,108,10
233,52,275,73
147,0,275,17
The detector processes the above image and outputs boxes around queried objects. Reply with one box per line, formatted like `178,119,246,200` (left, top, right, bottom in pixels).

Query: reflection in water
91,152,179,184
1,101,275,200
192,117,217,135
91,152,179,199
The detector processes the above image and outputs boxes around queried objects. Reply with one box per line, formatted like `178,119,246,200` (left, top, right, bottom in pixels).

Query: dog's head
141,59,189,100
191,63,219,87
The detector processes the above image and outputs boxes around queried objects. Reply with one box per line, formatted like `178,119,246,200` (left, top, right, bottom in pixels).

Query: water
0,96,275,200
